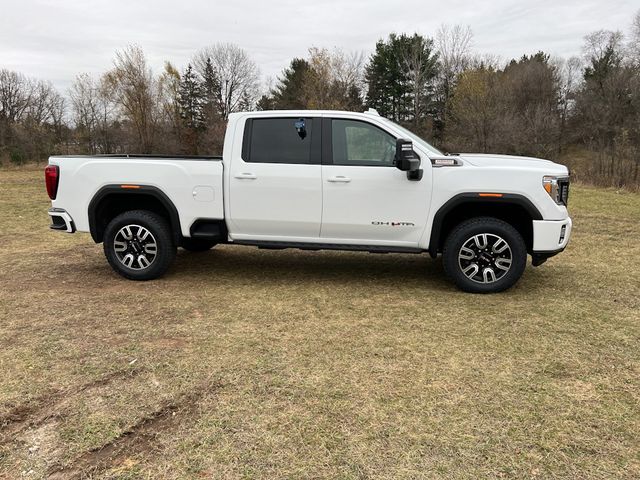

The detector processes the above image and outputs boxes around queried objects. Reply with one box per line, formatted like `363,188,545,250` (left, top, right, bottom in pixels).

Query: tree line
1,13,639,189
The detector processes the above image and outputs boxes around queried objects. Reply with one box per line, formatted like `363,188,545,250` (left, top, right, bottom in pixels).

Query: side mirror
395,138,423,181
295,118,307,139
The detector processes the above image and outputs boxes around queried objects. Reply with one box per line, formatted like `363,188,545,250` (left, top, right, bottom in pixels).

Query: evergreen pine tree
365,34,439,126
201,57,221,123
178,64,205,131
257,58,311,110
272,58,310,109
178,64,205,153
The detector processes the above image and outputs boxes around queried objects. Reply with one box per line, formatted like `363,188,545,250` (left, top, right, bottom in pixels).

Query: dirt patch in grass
48,378,223,479
0,368,143,443
0,167,639,479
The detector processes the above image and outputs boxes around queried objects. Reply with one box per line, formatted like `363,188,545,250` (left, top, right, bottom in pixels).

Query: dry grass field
0,166,639,479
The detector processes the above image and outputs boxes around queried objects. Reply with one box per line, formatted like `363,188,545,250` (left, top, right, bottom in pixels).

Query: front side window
246,118,314,164
332,119,396,166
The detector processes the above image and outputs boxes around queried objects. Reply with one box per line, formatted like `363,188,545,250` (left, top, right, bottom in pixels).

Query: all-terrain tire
103,210,176,281
442,217,527,293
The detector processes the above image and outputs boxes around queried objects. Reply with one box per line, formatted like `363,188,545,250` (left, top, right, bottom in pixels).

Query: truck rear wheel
442,217,526,293
103,210,176,281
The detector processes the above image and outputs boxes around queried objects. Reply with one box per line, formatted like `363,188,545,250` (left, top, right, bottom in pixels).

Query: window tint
332,119,396,166
247,118,313,164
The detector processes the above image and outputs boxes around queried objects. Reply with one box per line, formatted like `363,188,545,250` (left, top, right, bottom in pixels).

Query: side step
190,219,227,241
233,240,425,255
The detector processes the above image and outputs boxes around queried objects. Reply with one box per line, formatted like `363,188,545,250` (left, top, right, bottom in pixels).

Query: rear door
228,116,322,240
320,117,430,246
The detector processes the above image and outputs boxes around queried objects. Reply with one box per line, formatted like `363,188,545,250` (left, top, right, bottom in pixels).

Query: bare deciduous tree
435,25,473,136
193,43,260,119
583,30,624,64
157,62,182,150
104,45,160,153
400,36,440,128
630,10,640,65
331,49,367,101
298,47,365,110
300,47,362,110
0,69,33,124
555,56,582,152
437,24,473,88
449,67,503,153
0,69,67,161
70,73,118,153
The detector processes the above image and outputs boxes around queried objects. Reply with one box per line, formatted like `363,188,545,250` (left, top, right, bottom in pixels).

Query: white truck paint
46,109,572,293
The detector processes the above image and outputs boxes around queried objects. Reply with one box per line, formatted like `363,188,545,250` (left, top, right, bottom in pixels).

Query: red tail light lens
45,165,59,200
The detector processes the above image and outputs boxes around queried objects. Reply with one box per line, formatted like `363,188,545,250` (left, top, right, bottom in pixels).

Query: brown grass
0,167,639,479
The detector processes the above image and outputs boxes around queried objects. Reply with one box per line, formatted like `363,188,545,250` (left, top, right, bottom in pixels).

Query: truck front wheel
103,210,176,281
442,217,527,293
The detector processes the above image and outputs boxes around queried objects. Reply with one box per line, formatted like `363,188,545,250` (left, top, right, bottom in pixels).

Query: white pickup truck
45,109,572,293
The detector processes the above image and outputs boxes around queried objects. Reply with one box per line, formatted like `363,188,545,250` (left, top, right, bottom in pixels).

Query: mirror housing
294,118,307,139
395,138,423,181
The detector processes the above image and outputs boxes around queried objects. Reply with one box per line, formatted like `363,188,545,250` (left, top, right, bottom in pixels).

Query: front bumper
531,217,572,265
48,208,75,233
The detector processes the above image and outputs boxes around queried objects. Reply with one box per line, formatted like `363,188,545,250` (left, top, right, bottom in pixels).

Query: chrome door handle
234,173,257,180
327,176,351,183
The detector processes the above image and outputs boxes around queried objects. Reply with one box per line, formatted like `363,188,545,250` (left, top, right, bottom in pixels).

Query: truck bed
48,155,225,237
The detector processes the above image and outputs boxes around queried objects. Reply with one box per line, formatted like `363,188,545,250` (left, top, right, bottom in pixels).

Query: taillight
45,165,59,200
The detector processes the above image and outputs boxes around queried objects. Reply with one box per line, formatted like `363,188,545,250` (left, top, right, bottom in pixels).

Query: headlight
542,175,570,206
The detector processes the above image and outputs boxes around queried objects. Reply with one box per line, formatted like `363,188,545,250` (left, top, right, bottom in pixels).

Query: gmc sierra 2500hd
45,109,572,293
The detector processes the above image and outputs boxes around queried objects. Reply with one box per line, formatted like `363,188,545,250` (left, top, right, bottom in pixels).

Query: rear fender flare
88,185,181,243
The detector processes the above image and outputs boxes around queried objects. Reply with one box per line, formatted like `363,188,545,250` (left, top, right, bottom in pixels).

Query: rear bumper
531,217,572,265
48,208,75,233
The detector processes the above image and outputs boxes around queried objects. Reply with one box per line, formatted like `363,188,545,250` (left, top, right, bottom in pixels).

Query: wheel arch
428,193,543,258
88,185,181,244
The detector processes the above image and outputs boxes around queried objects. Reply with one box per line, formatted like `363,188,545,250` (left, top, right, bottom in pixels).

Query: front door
229,117,322,240
320,118,430,246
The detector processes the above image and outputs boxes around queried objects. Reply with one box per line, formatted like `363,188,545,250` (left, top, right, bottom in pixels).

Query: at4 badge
371,221,415,227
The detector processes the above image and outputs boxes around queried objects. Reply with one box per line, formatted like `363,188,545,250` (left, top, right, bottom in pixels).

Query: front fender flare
428,193,543,258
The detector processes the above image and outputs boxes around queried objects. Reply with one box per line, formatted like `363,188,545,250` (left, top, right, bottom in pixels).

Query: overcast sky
1,0,638,94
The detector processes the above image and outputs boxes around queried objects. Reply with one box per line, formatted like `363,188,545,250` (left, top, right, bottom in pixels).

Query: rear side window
245,118,314,164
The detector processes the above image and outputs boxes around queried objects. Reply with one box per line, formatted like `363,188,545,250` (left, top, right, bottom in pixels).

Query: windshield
382,119,444,156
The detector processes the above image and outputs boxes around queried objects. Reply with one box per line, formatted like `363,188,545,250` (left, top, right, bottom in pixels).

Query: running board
233,240,425,254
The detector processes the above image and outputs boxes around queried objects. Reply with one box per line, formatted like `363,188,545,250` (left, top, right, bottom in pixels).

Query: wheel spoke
122,253,135,268
113,240,127,252
495,257,512,271
474,234,488,250
492,238,509,254
138,255,150,268
483,267,497,283
459,246,475,260
122,226,133,240
462,263,479,279
144,243,157,255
